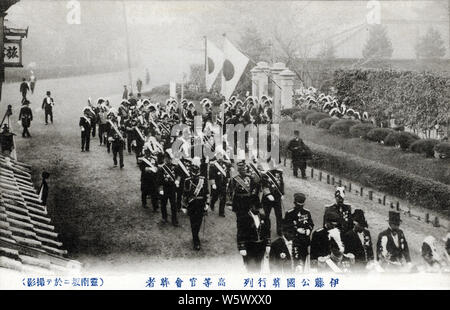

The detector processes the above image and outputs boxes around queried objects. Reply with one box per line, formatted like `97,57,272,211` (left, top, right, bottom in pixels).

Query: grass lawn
280,121,450,185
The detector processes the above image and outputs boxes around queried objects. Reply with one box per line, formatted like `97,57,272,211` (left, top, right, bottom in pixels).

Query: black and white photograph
0,0,449,295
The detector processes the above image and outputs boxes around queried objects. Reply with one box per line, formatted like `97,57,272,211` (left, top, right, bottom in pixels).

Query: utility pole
122,0,133,94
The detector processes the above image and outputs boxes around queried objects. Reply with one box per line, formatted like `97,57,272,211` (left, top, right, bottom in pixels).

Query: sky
4,0,449,82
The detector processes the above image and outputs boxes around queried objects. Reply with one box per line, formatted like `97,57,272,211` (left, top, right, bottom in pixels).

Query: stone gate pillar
270,62,286,120
279,69,296,114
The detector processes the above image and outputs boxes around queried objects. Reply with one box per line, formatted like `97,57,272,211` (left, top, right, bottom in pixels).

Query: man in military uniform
284,193,314,270
237,202,271,273
310,211,340,269
79,107,92,152
139,145,159,211
323,187,353,234
269,219,297,273
107,113,125,168
287,130,311,179
183,157,209,251
158,150,179,226
18,100,33,138
261,162,284,236
41,91,54,125
20,78,30,101
124,112,137,155
209,152,231,217
229,161,260,221
376,211,411,270
343,209,374,270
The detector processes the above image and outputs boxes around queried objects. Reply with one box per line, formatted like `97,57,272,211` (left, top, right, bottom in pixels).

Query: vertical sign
3,39,22,67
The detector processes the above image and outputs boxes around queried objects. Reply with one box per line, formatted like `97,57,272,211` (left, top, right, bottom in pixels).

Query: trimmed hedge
297,110,315,123
366,128,394,143
317,118,339,130
410,139,440,157
281,137,450,213
384,131,420,150
281,108,302,118
349,123,375,139
329,119,360,136
305,112,330,125
434,142,450,159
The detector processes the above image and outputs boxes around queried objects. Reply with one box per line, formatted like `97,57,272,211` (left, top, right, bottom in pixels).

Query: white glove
281,195,285,201
267,195,274,201
181,207,187,214
212,184,217,190
239,250,247,256
175,180,180,188
297,228,306,234
81,127,85,132
159,190,164,195
204,204,209,211
265,246,271,255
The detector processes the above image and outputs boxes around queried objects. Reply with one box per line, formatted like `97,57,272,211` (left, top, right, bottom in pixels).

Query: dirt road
1,72,448,277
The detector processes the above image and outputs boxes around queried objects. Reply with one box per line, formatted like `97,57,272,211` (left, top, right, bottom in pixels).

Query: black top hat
294,192,306,205
46,91,51,95
324,210,340,224
352,209,368,228
42,171,50,179
294,130,300,135
388,211,401,225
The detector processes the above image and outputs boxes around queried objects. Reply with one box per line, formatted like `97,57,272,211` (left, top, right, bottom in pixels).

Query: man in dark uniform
284,192,314,270
124,113,136,155
261,163,284,236
183,157,209,251
287,130,311,178
343,209,374,270
376,211,411,270
237,202,271,273
20,78,30,101
158,150,179,227
79,107,92,152
41,91,54,125
269,219,297,273
323,187,353,234
107,114,125,168
228,161,260,220
18,100,33,138
138,146,159,211
209,153,231,217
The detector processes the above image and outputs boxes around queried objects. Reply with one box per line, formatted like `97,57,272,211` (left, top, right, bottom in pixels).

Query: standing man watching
42,91,54,125
20,78,30,102
287,130,311,179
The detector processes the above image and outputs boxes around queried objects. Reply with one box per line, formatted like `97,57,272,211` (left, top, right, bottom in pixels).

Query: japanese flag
221,36,249,100
205,39,224,92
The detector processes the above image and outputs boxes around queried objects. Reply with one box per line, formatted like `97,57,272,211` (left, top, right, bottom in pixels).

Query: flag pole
204,36,208,91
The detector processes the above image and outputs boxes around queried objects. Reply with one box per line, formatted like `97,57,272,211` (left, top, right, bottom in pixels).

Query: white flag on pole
221,36,249,100
205,39,224,91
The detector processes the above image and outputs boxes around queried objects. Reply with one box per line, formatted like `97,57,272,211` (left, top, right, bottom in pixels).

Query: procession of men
76,90,450,274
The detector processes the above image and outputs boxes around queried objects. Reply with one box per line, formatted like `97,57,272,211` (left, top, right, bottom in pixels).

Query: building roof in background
0,155,81,275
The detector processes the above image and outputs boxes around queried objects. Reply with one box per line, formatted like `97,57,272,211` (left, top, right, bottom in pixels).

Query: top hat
46,91,51,95
324,210,340,224
352,209,368,228
388,211,401,225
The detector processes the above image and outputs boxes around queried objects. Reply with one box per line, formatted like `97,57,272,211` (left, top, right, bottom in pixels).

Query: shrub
434,142,450,159
385,131,420,150
317,118,339,130
410,139,440,157
349,123,375,139
329,119,360,136
366,128,394,143
281,108,302,118
305,112,330,125
296,110,315,123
